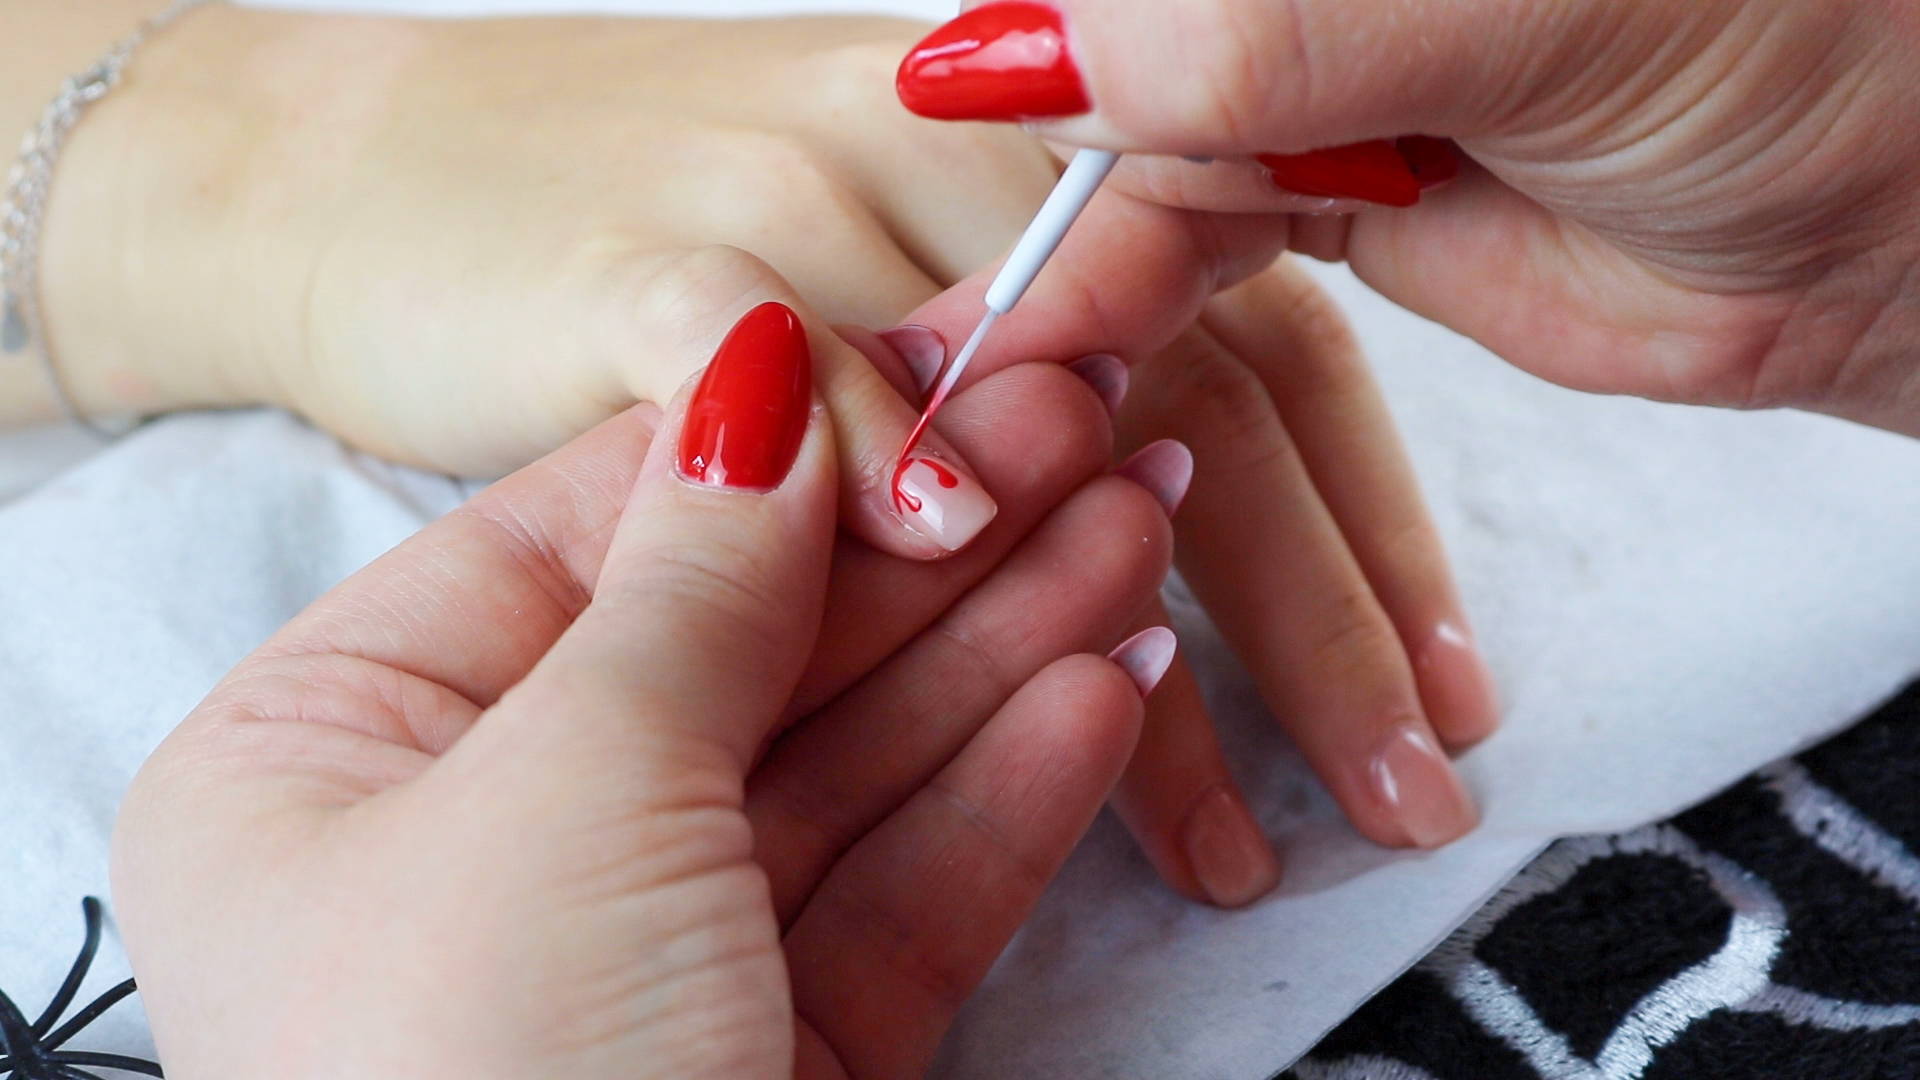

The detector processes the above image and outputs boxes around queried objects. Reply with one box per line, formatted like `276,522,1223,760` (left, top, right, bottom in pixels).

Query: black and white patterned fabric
1284,681,1920,1080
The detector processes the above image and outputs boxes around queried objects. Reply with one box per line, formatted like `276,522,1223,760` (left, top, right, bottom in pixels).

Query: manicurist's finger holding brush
900,0,1920,436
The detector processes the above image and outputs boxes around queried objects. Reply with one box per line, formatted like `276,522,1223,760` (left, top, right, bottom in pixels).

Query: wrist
33,5,411,422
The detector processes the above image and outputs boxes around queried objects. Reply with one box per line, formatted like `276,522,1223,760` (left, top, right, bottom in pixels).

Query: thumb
473,301,836,798
893,0,1671,153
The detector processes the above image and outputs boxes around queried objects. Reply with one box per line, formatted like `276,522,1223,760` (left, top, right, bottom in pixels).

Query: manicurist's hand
112,304,1178,1078
896,0,1920,436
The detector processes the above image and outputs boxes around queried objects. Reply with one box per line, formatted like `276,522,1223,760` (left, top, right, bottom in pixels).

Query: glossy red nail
1257,140,1423,208
896,2,1090,121
1396,136,1461,190
678,302,812,490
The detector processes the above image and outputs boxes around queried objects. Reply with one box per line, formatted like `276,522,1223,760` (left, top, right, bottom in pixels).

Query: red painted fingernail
1116,439,1194,518
1396,136,1461,190
1065,353,1129,418
896,2,1090,121
678,302,812,490
1257,140,1423,208
1108,626,1177,698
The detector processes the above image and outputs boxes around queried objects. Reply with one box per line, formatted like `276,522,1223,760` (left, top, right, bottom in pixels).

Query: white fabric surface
4,2,1920,1077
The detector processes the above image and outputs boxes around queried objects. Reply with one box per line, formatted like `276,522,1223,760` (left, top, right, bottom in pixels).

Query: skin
113,365,1172,1078
907,0,1920,437
7,0,1500,918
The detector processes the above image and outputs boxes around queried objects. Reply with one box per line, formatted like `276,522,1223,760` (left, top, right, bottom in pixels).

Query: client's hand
112,306,1175,1078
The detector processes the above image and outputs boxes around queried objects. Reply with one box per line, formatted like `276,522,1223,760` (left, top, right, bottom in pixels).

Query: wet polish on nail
1116,439,1194,518
1065,353,1129,418
677,302,812,491
1108,626,1177,697
1257,140,1423,208
893,451,999,551
1181,785,1283,908
1367,725,1479,849
880,324,948,397
896,2,1090,121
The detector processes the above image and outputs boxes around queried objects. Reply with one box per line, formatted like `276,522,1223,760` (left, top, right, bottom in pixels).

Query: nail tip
1118,438,1195,518
1065,353,1129,418
892,451,998,552
1108,626,1177,697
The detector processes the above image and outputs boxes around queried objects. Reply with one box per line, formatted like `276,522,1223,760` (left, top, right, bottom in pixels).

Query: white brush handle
983,149,1120,314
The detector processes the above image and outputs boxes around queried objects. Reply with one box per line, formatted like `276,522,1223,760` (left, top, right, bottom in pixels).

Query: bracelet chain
1,0,216,437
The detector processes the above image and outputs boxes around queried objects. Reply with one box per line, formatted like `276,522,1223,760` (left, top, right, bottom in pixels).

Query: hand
893,0,1920,436
893,262,1493,909
112,307,1176,1078
64,7,1495,904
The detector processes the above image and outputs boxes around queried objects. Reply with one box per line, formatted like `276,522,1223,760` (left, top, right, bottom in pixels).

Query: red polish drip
891,385,956,514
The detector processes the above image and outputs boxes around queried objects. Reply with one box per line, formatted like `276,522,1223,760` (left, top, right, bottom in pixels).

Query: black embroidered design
0,898,161,1079
1283,679,1920,1080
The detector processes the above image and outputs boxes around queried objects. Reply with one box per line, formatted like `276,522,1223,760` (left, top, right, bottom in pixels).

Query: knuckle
1303,588,1404,677
705,130,862,240
1153,345,1292,475
602,534,798,660
1371,518,1451,586
1266,267,1363,367
563,239,802,401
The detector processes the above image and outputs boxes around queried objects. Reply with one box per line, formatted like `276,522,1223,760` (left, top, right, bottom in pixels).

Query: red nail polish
1396,136,1461,190
896,2,1090,121
1257,140,1423,208
678,302,812,490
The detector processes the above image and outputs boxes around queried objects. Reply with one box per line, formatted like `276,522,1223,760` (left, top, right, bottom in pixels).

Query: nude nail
1107,626,1177,697
1181,785,1282,908
893,451,998,552
880,325,947,396
1116,439,1194,518
1367,726,1479,849
1415,620,1502,748
1065,353,1129,418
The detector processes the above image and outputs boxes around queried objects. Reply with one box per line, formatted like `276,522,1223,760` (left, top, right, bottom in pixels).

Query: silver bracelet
1,0,217,438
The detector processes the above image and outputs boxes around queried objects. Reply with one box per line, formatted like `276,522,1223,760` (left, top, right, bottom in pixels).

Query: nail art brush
894,148,1121,466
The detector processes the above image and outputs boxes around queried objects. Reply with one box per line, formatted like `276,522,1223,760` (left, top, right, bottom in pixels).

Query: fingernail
1107,626,1177,697
896,2,1090,122
1065,353,1128,418
892,451,999,551
1116,439,1193,517
1256,141,1423,208
1396,136,1461,190
1416,620,1503,748
678,302,812,490
1182,785,1282,908
1367,726,1479,849
881,324,947,397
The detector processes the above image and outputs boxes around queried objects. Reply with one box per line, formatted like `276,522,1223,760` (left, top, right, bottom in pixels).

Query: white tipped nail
893,451,998,552
1116,440,1195,518
1066,354,1129,418
1108,626,1177,697
881,325,947,396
